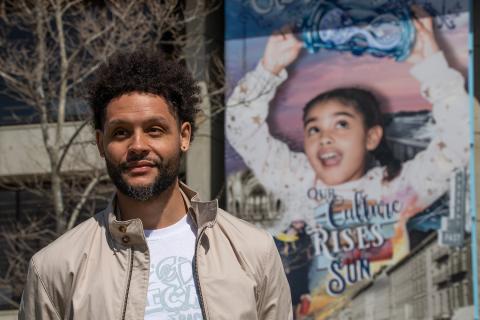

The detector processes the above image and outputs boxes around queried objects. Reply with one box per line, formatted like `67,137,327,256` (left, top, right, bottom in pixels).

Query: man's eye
306,126,319,136
113,129,128,137
336,120,349,129
148,127,164,135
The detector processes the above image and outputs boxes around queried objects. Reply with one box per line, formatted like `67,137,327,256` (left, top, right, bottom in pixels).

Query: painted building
330,233,474,320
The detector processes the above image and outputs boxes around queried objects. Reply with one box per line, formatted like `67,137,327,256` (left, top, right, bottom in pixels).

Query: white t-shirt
144,215,203,320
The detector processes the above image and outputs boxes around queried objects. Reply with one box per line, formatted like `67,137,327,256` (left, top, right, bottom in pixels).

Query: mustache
119,156,162,171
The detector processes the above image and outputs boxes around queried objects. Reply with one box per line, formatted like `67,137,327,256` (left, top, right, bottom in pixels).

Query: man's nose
128,131,149,155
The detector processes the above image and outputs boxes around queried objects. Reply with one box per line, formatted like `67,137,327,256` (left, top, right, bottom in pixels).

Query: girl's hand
406,5,440,65
262,27,303,75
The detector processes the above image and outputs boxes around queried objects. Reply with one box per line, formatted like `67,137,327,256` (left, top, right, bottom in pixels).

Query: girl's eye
306,126,320,136
336,120,349,129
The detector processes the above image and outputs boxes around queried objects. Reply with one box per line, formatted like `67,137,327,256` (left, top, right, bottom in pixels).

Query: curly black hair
87,49,201,140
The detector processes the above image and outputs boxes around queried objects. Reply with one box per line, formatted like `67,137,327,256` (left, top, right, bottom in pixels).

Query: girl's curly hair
87,49,201,140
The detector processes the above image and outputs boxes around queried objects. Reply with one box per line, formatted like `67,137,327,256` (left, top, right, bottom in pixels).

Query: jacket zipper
194,228,208,319
120,247,134,320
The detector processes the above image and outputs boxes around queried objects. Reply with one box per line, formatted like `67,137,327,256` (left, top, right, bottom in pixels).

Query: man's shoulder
215,208,275,254
31,210,108,274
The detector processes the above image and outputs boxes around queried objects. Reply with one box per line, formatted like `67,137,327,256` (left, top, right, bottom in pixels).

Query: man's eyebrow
106,119,127,127
106,116,169,127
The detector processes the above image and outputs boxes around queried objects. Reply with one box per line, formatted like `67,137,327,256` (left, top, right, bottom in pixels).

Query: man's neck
116,180,187,229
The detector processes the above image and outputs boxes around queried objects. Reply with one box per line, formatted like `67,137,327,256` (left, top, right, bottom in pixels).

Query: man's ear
366,125,383,151
180,122,192,152
96,130,105,158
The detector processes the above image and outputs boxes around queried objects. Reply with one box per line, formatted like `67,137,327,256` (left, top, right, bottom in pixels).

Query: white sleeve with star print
226,63,313,197
382,51,470,208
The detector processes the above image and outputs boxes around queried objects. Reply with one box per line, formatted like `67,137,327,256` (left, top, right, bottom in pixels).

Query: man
19,50,292,319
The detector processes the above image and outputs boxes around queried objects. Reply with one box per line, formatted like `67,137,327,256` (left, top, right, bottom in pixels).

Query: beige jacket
19,183,293,319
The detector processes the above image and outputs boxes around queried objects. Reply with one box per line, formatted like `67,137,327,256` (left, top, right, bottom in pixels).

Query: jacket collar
179,181,218,230
105,182,218,246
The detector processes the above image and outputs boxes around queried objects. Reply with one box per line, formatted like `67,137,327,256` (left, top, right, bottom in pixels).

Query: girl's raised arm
387,9,469,211
226,31,310,194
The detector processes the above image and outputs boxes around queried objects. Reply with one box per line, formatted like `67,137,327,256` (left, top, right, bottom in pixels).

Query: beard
105,151,180,202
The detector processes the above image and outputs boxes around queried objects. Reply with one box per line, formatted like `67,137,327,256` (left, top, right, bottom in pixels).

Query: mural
225,0,473,318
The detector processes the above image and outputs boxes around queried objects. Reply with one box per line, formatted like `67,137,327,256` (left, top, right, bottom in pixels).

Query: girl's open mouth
318,151,342,166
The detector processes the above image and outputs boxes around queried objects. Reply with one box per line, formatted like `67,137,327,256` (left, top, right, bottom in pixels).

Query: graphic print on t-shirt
145,256,201,318
144,215,202,320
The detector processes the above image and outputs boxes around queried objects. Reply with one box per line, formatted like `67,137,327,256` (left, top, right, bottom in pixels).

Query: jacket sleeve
226,63,311,195
257,235,293,320
18,258,61,320
385,51,470,209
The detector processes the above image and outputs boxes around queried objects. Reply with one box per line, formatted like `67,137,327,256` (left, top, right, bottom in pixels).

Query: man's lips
123,160,156,174
317,150,342,167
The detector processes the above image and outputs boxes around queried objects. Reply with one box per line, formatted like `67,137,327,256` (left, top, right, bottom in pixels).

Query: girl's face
303,100,382,186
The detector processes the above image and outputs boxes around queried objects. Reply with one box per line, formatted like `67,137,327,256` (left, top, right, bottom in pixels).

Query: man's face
96,92,191,201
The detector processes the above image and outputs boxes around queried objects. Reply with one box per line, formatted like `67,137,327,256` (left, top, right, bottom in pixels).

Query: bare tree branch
56,120,90,172
0,291,20,309
66,61,102,91
67,173,109,230
61,0,82,14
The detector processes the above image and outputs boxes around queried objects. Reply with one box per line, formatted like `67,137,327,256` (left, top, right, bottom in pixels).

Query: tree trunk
51,172,65,233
